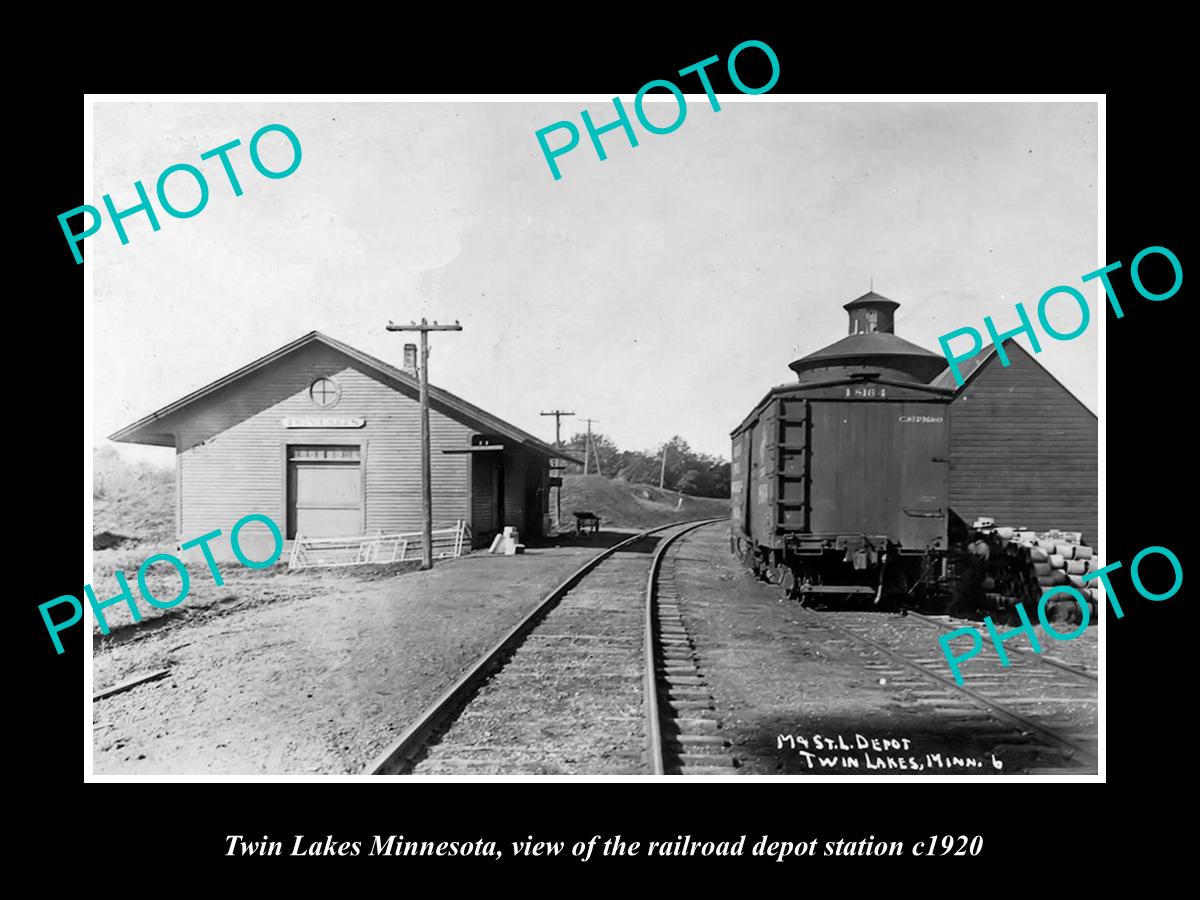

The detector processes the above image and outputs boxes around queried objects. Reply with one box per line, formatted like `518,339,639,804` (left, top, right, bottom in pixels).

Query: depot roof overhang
109,330,584,465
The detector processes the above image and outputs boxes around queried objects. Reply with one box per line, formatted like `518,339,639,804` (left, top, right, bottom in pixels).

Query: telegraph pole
386,318,462,570
540,410,574,447
582,418,601,476
660,441,669,489
540,409,573,528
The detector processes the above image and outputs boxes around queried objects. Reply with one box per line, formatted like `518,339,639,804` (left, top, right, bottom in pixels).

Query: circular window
309,377,341,408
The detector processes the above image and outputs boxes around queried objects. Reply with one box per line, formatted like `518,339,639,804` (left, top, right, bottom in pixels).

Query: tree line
558,433,731,498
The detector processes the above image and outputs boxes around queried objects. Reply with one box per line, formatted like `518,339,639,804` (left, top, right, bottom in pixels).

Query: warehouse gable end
942,340,1098,547
931,339,1098,421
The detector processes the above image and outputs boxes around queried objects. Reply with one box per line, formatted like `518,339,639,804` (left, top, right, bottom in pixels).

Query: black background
24,23,1186,884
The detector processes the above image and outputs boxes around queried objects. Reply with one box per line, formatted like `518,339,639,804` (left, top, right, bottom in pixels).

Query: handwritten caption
777,732,1003,772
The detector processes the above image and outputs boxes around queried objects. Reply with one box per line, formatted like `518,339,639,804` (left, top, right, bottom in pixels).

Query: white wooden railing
288,520,471,570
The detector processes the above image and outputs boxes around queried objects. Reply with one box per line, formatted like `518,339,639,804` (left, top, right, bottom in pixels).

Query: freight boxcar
731,292,955,604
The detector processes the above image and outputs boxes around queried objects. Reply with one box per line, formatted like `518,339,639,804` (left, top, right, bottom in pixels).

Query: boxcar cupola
788,291,947,385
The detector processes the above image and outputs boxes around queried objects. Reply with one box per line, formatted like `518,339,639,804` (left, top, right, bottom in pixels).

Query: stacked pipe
970,521,1097,625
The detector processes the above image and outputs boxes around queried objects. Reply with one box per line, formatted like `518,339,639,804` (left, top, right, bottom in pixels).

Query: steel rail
905,610,1098,683
644,518,729,776
366,518,724,775
799,609,1098,767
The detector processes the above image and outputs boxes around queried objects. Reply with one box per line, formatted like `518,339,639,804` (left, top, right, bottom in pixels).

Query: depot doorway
286,445,363,539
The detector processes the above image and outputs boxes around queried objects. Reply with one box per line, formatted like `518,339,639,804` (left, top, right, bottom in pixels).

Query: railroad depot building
109,331,576,560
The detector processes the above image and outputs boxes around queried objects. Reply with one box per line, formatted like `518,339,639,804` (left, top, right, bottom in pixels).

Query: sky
92,100,1098,466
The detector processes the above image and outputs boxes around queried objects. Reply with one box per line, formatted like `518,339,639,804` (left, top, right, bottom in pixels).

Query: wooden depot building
110,331,578,560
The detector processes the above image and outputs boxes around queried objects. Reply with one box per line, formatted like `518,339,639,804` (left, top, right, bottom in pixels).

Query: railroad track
365,518,727,776
788,606,1099,773
905,610,1098,681
647,523,1098,776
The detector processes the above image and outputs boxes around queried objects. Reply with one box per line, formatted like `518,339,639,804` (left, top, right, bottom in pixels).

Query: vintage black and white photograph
87,97,1099,778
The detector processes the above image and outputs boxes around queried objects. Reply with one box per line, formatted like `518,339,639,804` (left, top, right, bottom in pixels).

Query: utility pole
582,418,601,476
386,318,462,570
540,410,574,447
660,441,669,489
540,409,573,529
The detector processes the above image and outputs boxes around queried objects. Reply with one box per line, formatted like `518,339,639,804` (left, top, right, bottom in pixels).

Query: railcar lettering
845,386,887,398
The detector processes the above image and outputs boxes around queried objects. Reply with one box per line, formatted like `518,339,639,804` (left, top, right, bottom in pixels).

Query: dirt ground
665,525,1099,776
92,537,625,776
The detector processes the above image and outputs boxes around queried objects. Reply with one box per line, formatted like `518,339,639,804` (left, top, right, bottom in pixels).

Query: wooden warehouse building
110,331,577,560
931,339,1099,548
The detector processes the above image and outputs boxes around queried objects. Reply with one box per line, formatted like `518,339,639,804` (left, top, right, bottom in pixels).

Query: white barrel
1074,545,1094,561
1034,561,1053,576
1054,543,1076,559
1068,574,1087,588
1051,570,1068,585
1037,574,1057,587
1030,547,1049,563
1066,559,1089,575
996,526,1014,539
1049,554,1066,569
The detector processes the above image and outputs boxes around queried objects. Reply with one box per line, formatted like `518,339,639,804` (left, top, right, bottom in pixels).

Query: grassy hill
556,474,728,530
90,454,728,547
93,447,175,547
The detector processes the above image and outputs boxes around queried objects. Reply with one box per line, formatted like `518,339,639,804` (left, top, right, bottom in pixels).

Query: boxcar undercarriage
734,532,941,608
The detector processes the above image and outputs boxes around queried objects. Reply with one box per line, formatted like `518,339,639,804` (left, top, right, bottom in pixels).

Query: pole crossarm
539,410,575,447
386,320,464,333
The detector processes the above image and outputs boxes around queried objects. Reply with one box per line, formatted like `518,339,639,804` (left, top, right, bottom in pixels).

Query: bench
573,511,601,536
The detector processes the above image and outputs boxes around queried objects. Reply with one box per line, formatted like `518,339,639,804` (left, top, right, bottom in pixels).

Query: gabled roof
929,345,993,390
930,340,1098,419
109,331,583,462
